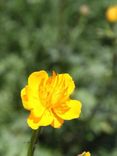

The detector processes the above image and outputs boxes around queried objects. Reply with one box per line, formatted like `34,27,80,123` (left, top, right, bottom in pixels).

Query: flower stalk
27,128,40,156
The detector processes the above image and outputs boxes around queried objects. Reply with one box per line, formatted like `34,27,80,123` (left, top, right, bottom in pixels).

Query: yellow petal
49,73,75,105
21,70,49,114
21,86,31,110
85,152,91,156
79,152,91,156
21,85,45,117
37,110,53,126
28,71,48,108
61,74,75,95
27,110,53,129
27,118,39,130
55,100,82,120
51,111,64,128
55,73,75,96
28,70,48,89
32,104,45,117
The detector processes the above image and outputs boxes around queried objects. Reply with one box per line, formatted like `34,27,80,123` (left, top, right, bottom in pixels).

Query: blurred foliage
0,0,117,156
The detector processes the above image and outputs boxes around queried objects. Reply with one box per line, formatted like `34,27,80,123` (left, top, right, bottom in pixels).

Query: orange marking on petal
52,71,57,77
28,112,40,123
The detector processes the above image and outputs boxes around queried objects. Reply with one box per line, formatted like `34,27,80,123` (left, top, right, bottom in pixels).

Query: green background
0,0,117,156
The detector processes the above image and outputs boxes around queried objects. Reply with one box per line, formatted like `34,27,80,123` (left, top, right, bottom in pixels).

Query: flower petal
49,73,75,105
28,70,48,93
27,118,39,130
21,86,30,110
37,110,53,126
79,152,91,156
21,85,45,117
21,70,48,115
55,100,82,120
54,73,75,96
27,110,53,129
51,111,64,128
61,74,75,95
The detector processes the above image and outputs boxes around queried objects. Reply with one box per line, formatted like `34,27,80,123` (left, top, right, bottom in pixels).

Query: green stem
27,128,41,156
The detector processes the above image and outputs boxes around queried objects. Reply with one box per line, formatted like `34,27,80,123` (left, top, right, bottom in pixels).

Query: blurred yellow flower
79,151,91,156
21,70,82,129
106,6,117,22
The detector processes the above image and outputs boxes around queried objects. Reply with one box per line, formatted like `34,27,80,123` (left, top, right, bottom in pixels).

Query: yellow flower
79,151,91,156
21,70,82,129
106,6,117,22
